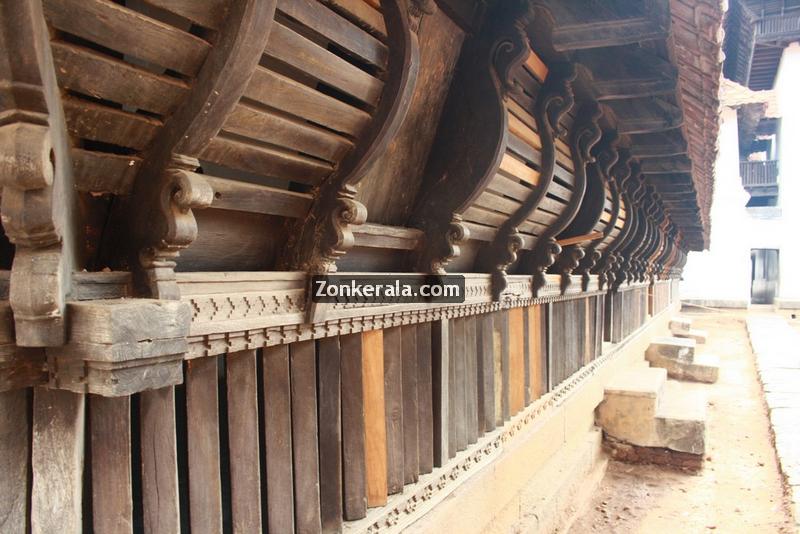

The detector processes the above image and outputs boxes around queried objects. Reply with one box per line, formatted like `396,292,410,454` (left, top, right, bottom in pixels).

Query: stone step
675,328,708,344
646,336,696,362
646,342,719,383
597,368,707,466
669,316,693,336
597,367,667,448
655,380,707,455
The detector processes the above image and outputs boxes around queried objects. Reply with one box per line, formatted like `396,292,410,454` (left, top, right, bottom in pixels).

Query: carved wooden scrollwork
139,156,213,300
283,0,419,274
521,97,600,297
593,149,631,290
0,0,79,346
485,62,578,300
412,1,534,274
611,170,646,291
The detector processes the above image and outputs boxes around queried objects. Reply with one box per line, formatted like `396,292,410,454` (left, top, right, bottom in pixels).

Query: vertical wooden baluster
226,349,262,533
528,305,544,401
498,311,510,422
186,357,222,534
401,325,419,484
140,387,180,534
317,337,343,533
383,326,404,494
477,314,495,434
362,330,387,506
545,303,554,392
464,316,478,444
31,388,85,534
263,345,295,533
290,340,322,533
431,320,450,467
91,395,133,534
508,308,524,415
493,312,504,426
0,389,30,533
523,307,531,406
452,317,466,452
416,322,434,474
341,333,367,519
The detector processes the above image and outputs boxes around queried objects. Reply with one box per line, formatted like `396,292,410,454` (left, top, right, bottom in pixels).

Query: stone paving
746,314,800,527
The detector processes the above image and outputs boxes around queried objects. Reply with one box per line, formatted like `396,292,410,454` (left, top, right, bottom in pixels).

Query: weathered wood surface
226,349,262,533
0,390,30,533
362,330,387,506
401,325,420,483
290,340,323,533
340,333,367,520
416,321,434,474
91,395,133,534
263,345,295,533
31,388,85,534
383,326,404,494
317,337,343,533
140,386,181,534
431,319,449,467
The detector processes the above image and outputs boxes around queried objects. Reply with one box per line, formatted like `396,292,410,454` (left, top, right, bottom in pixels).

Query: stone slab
675,328,708,344
669,317,693,336
646,336,696,362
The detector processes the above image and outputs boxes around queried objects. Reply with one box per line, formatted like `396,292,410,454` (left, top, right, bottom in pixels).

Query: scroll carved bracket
139,156,212,300
487,62,577,300
528,99,601,297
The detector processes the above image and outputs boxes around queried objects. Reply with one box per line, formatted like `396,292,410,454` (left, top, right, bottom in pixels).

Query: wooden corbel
411,1,535,274
408,0,436,33
124,0,277,299
0,0,80,347
634,185,661,282
562,130,620,292
485,62,577,300
542,102,603,294
611,171,646,290
282,0,419,276
139,157,213,300
593,149,632,290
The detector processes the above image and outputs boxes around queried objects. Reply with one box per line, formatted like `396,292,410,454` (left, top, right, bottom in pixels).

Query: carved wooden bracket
282,0,419,275
611,168,646,291
412,1,537,274
139,156,213,300
594,149,631,290
0,0,80,347
524,97,600,298
485,62,577,300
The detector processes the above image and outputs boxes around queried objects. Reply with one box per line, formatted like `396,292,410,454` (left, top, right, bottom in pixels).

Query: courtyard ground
568,310,796,533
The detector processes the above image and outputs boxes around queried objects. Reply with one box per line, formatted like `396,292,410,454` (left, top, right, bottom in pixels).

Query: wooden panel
431,320,449,467
416,322,434,475
465,316,478,444
266,22,383,106
383,327,404,494
201,135,333,186
499,152,540,187
226,350,262,533
290,340,322,532
141,0,228,29
52,41,188,115
477,314,495,433
317,337,343,533
263,345,295,533
224,102,354,162
497,312,510,422
277,0,388,67
401,325,419,484
205,175,313,217
186,357,222,534
341,333,367,520
324,0,386,38
508,308,525,415
72,149,141,195
362,329,387,506
43,0,211,76
0,390,29,533
31,388,85,534
493,312,504,426
140,387,180,534
452,317,467,453
245,67,370,136
524,49,549,82
528,305,545,401
63,97,161,150
91,395,133,533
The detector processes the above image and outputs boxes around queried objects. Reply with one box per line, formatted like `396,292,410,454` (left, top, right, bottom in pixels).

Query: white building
682,42,800,308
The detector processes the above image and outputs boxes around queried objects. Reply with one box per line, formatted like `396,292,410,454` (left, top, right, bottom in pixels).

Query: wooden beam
552,17,667,51
639,156,693,174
